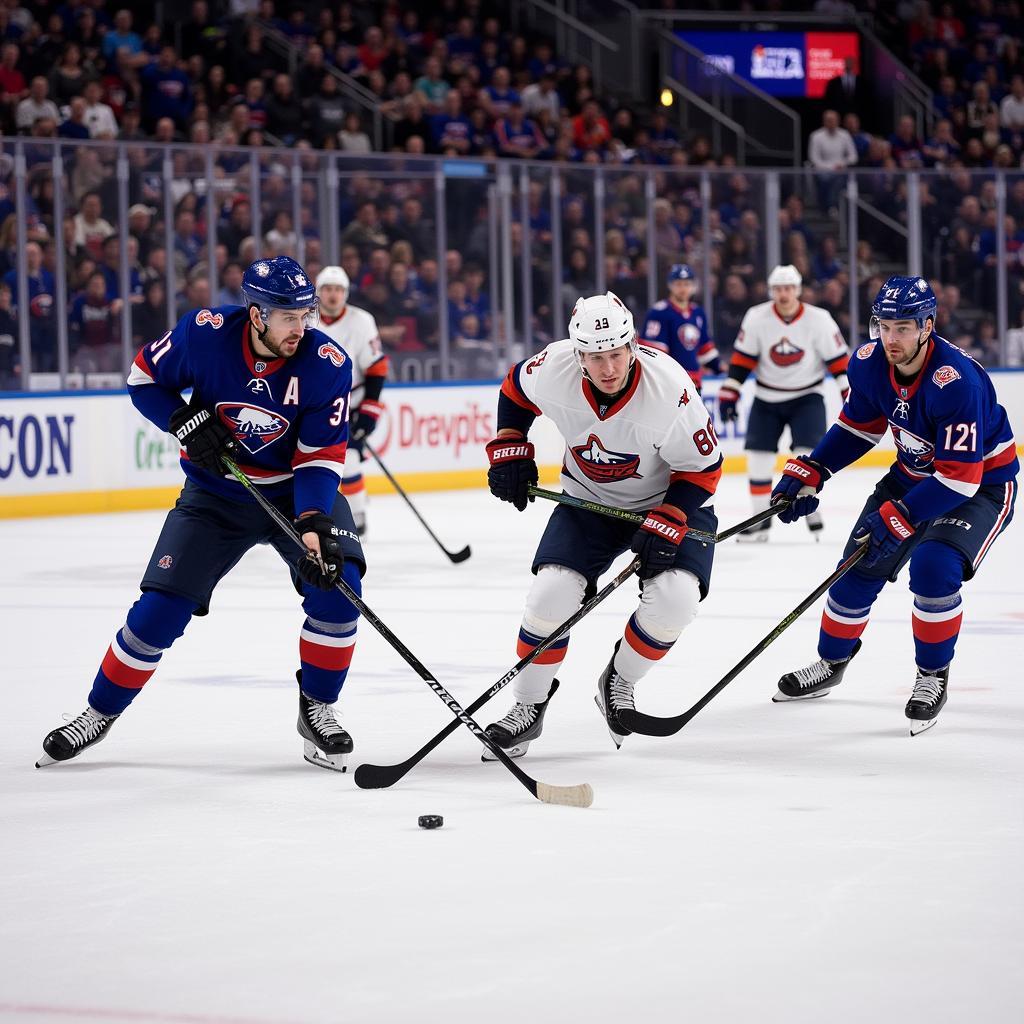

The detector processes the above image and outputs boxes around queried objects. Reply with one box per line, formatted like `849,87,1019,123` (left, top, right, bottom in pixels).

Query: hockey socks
911,593,962,672
614,570,699,682
89,591,195,715
817,569,885,662
298,560,363,702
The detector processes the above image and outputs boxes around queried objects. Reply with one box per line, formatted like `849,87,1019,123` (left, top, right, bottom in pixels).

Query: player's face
255,307,312,358
318,284,346,315
581,344,632,395
878,318,929,366
668,279,694,305
771,284,799,312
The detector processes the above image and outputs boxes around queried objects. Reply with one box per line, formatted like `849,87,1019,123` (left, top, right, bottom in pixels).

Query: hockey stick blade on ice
527,486,787,543
354,557,641,790
364,441,471,563
221,457,590,807
618,544,868,737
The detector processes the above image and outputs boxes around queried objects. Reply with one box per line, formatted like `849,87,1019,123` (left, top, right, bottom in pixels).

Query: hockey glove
486,434,537,512
293,513,344,590
169,405,239,476
631,504,688,579
853,500,915,569
717,384,740,424
349,399,383,456
771,456,830,523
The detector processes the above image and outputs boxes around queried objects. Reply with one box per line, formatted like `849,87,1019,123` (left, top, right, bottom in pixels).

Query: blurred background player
483,291,721,756
640,263,720,391
771,277,1017,733
36,256,366,772
316,266,389,538
718,264,850,542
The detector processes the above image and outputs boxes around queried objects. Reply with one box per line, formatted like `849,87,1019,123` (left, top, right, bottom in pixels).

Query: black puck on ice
418,814,444,829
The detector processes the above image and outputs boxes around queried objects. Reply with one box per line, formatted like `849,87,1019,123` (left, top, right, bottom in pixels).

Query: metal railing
0,137,1019,395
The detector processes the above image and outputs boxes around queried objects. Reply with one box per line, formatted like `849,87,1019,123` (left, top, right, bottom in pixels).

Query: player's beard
259,330,303,359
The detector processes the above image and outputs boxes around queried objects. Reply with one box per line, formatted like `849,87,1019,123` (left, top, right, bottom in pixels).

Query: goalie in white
315,266,389,536
483,291,723,755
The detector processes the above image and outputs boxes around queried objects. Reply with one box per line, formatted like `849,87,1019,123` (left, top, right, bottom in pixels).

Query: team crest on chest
769,337,804,366
892,424,935,472
569,433,642,483
679,324,701,350
216,402,290,453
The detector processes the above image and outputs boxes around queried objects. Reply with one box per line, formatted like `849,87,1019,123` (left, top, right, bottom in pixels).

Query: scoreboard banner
1,373,1022,518
678,30,861,98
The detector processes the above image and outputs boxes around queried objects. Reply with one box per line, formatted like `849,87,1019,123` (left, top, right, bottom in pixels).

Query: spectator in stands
1000,74,1024,133
16,76,59,133
265,73,302,144
50,42,90,107
715,273,748,347
103,9,143,64
4,239,55,370
308,74,345,146
889,114,925,168
808,109,858,214
141,45,192,131
342,200,389,259
414,56,449,115
480,66,519,120
522,72,560,122
0,42,26,107
922,118,961,166
966,81,998,134
393,92,432,152
431,89,472,154
83,80,118,138
0,280,17,388
70,269,122,373
172,208,202,274
339,111,372,153
72,192,113,258
494,101,545,159
572,99,611,154
812,235,843,283
823,57,870,124
217,261,245,306
99,235,143,303
59,95,91,140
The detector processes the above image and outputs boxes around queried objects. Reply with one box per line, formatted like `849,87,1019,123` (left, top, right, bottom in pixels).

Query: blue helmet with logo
667,263,695,285
869,275,936,339
242,256,318,325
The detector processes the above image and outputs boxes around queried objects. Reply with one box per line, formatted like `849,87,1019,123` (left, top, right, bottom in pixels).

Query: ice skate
774,639,862,702
737,518,771,543
906,666,949,736
595,644,635,749
806,509,824,539
36,706,119,767
297,671,353,772
482,680,559,760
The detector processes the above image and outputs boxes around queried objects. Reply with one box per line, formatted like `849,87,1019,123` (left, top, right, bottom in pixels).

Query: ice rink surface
1,469,1022,1024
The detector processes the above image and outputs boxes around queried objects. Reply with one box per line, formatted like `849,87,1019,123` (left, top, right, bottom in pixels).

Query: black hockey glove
630,504,688,579
485,434,537,511
169,405,239,476
348,398,383,457
293,513,343,591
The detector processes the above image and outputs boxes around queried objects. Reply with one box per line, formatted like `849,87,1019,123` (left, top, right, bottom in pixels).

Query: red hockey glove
631,504,688,579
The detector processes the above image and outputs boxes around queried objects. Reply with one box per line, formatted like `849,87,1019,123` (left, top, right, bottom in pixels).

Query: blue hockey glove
771,456,830,523
853,500,916,568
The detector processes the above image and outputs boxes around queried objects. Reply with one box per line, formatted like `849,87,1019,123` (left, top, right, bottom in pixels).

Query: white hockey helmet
767,264,802,296
568,291,637,368
315,265,350,301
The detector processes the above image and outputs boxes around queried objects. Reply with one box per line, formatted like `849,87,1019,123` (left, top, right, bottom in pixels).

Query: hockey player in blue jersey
771,276,1017,733
36,256,367,771
640,264,720,391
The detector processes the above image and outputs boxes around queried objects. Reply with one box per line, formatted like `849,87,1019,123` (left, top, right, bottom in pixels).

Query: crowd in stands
1,1,1023,387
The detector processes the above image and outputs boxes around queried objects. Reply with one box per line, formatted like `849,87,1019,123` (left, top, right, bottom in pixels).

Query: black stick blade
447,545,472,564
617,708,686,737
353,762,407,789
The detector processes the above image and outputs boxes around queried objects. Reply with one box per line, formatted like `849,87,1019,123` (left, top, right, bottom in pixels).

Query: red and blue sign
678,31,860,98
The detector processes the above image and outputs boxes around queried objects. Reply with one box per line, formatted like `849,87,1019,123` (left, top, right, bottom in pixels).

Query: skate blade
34,752,59,768
303,740,349,772
593,696,627,749
481,740,530,761
772,688,830,702
909,717,939,736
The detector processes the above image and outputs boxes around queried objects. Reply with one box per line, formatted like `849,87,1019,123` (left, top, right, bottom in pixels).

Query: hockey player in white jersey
717,264,850,541
483,291,722,755
315,266,389,536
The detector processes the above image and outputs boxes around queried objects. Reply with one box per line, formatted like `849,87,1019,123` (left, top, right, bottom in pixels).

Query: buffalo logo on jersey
892,425,935,472
769,337,804,367
569,433,642,483
318,342,346,368
216,402,290,453
195,309,224,329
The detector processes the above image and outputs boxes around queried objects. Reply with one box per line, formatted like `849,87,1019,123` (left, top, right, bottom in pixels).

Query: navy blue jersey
640,300,718,387
815,333,1018,523
128,305,352,515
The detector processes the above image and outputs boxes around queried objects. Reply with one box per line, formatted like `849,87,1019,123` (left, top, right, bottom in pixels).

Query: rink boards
1,373,1022,519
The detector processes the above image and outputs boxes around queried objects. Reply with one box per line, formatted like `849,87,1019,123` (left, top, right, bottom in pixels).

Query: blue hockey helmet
869,275,936,339
667,263,695,285
242,256,319,327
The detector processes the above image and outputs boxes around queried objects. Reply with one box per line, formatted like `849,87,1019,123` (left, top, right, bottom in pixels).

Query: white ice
1,469,1022,1024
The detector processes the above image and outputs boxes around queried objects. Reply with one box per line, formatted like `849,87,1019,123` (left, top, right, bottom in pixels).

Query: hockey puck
418,814,444,830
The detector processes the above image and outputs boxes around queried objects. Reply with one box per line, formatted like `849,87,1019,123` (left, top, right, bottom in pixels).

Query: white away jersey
732,301,848,402
502,340,722,512
318,303,385,398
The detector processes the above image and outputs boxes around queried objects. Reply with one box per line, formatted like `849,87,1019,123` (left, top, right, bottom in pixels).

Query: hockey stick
354,556,641,790
528,486,787,543
617,544,868,737
221,457,591,808
363,440,471,563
